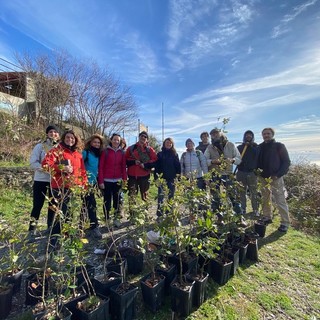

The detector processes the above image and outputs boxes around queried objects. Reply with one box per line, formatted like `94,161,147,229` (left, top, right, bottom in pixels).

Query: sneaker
253,211,260,217
278,225,288,233
238,216,248,228
260,217,273,225
92,227,102,239
114,219,121,228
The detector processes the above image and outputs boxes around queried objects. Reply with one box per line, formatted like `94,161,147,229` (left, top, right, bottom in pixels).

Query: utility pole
162,102,164,141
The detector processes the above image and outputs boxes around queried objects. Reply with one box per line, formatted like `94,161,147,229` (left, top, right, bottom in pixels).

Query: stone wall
0,167,33,190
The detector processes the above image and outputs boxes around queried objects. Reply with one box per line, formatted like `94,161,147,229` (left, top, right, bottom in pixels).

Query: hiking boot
278,225,288,233
26,231,36,243
260,217,273,225
114,219,121,228
92,227,102,239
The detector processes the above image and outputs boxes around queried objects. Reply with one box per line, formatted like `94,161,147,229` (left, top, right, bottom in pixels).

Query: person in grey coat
180,138,208,190
28,125,60,238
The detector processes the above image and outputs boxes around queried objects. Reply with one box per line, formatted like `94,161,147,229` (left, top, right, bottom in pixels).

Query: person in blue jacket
82,134,104,239
154,137,181,216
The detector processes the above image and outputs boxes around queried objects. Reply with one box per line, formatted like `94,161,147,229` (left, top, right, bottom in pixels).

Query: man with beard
257,128,291,233
205,128,245,226
236,130,259,216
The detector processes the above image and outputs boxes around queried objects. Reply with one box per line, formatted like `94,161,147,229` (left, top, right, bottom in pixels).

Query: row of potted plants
0,169,263,319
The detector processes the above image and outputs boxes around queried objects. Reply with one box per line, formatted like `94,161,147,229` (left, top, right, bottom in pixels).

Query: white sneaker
92,227,102,239
253,211,260,217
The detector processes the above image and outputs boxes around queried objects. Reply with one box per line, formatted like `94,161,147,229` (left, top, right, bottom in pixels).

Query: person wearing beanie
180,138,208,190
27,125,60,241
236,130,259,216
125,131,157,215
196,131,210,153
46,125,59,134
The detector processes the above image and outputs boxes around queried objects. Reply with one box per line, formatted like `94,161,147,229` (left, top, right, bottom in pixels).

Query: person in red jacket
98,133,127,227
125,131,157,212
42,130,87,252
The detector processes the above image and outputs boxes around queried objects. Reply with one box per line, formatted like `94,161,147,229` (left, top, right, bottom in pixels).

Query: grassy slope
1,188,319,320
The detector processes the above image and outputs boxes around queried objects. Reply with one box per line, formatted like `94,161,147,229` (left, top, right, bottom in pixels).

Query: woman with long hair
42,130,87,252
82,134,104,239
98,133,127,228
154,137,181,216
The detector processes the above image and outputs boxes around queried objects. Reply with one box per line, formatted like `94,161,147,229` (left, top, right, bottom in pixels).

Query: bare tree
15,51,138,136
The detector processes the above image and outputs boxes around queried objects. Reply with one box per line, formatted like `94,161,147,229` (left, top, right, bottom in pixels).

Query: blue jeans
157,179,175,216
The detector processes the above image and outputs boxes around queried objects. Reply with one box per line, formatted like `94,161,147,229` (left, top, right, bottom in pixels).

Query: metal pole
162,102,164,141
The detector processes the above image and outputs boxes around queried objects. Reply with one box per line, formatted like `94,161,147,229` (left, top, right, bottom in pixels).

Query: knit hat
139,131,149,139
185,138,194,147
46,125,59,134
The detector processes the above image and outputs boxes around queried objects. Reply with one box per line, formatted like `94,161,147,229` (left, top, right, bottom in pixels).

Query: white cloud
271,0,319,38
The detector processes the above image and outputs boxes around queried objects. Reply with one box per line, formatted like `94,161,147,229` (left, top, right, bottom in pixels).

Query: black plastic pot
94,272,122,296
33,305,72,320
173,253,198,274
237,242,249,264
25,273,49,306
246,239,259,261
140,273,165,313
75,264,95,288
77,295,110,320
227,247,240,276
120,248,144,275
155,263,176,295
110,282,138,320
4,269,24,295
209,257,233,285
64,293,88,320
186,271,209,308
170,276,195,318
0,284,13,319
106,258,127,282
254,222,266,238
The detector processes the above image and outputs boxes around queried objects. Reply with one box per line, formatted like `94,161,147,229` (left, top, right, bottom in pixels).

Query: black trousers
29,181,55,231
82,187,99,229
102,181,122,220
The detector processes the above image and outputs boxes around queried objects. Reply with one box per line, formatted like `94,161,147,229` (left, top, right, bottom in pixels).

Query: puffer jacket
42,143,87,189
98,146,127,184
30,139,58,182
180,149,208,179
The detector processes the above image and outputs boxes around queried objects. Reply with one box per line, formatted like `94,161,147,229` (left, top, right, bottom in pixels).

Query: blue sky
1,0,320,164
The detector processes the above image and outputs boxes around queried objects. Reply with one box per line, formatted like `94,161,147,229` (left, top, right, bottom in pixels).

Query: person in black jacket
257,128,291,232
154,137,181,216
236,130,259,216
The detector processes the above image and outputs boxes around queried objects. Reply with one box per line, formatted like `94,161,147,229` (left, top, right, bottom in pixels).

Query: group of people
188,127,291,232
28,125,291,252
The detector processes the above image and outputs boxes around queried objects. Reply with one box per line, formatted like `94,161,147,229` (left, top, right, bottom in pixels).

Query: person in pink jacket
98,133,127,227
42,130,87,252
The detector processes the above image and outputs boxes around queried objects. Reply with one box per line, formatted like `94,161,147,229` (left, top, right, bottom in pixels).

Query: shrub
284,162,320,235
